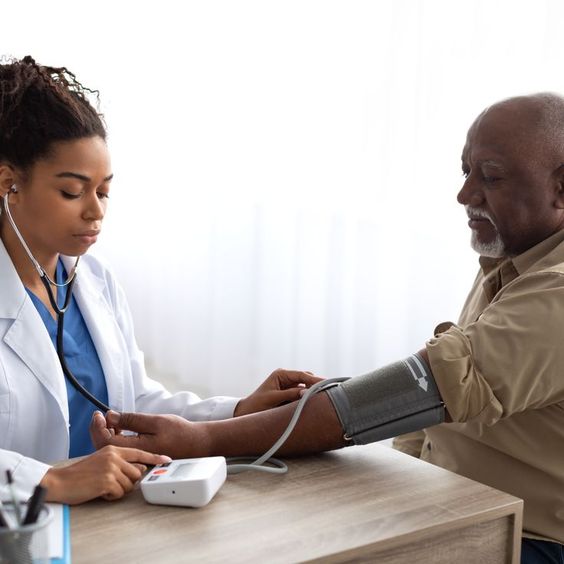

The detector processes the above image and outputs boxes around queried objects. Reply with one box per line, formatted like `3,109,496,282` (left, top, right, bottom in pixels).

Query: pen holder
0,503,53,564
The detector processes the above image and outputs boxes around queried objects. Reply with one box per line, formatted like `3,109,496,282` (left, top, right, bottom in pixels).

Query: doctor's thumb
106,410,121,427
90,411,114,448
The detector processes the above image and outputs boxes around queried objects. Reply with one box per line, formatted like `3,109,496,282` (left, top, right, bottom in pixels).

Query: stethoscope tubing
2,193,110,413
2,193,79,285
47,275,111,412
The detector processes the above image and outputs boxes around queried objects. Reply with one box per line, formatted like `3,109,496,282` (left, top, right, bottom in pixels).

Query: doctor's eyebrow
55,172,114,182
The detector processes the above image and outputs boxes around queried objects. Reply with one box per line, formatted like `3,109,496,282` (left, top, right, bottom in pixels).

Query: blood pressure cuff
325,353,445,445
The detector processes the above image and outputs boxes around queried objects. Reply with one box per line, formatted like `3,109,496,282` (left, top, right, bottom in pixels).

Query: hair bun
0,55,106,170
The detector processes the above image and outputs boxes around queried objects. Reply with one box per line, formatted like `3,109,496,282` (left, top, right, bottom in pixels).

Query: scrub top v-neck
26,260,109,457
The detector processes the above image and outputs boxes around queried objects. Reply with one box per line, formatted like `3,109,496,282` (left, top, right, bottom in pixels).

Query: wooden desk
70,444,522,563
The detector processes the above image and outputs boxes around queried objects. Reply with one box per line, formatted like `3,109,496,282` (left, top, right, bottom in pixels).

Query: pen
0,498,10,529
23,485,47,525
6,470,22,527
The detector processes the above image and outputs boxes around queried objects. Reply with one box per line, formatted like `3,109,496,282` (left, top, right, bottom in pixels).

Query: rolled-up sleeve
426,271,564,425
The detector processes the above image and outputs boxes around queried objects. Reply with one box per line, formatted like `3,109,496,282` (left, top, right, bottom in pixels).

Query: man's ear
553,164,564,209
0,164,18,199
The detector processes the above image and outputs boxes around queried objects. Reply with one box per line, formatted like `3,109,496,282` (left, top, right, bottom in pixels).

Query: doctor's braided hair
0,55,106,173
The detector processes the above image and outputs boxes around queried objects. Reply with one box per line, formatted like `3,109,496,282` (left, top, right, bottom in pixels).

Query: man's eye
61,191,81,199
483,176,501,184
97,192,110,200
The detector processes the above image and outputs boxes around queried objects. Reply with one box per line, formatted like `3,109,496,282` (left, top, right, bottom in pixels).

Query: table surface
70,443,523,563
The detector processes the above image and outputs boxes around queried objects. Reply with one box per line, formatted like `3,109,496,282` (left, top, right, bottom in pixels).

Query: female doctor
0,56,319,505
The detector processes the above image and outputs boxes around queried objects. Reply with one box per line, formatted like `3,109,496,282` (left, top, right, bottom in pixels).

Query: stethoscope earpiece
10,184,18,193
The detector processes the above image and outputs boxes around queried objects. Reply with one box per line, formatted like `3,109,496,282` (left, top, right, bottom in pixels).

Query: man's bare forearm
91,390,348,459
204,391,348,457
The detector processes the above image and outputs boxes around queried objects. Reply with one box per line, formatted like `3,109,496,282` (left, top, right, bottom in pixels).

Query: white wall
4,0,564,397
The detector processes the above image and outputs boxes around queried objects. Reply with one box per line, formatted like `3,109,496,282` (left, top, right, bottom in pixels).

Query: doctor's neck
0,218,59,291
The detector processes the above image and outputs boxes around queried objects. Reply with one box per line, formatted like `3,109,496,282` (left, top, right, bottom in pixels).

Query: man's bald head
471,93,564,169
458,92,564,258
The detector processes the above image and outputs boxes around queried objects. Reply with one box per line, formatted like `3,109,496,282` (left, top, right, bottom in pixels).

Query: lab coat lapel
0,241,70,422
62,255,125,411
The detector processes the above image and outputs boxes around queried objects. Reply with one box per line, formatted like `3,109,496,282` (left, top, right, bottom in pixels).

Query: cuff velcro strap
326,353,444,445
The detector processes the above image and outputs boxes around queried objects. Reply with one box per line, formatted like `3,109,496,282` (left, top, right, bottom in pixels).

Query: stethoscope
2,187,111,412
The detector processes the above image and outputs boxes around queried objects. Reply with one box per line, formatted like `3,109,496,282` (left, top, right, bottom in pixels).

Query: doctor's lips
74,230,100,244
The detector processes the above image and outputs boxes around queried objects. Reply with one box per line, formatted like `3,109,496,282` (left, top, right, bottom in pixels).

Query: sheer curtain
5,0,564,397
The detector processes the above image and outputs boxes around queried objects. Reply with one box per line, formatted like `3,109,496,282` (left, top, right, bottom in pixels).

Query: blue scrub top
26,260,109,458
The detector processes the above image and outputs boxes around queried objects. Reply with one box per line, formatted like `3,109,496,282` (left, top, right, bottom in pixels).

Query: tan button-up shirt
394,229,564,543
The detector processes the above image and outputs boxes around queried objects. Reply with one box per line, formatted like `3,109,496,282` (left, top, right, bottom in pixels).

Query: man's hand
234,369,323,416
91,389,346,461
41,446,171,505
90,410,207,460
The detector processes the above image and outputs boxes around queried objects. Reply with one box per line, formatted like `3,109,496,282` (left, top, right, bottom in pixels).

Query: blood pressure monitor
138,378,354,509
140,457,227,507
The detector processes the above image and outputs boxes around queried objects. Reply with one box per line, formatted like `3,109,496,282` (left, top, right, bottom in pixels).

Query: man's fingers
92,430,156,455
105,410,162,434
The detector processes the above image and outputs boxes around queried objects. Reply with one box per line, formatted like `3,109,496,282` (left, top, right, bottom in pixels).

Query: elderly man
92,93,564,562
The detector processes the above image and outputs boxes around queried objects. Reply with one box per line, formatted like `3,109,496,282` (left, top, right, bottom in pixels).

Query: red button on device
153,469,168,475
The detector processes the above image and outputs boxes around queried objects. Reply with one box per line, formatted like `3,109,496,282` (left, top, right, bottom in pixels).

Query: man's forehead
462,101,545,162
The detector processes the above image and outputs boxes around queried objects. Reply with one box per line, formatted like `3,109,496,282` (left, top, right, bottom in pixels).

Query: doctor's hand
90,410,202,460
40,446,172,505
234,369,323,417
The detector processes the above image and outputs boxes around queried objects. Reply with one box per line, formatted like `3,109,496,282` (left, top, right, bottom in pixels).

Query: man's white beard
470,229,506,258
466,206,506,258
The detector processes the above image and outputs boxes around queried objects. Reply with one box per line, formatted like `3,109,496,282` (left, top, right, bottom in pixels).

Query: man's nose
457,176,484,207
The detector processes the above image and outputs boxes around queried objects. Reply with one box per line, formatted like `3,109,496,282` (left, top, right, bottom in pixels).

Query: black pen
23,485,47,525
0,498,10,529
6,470,22,526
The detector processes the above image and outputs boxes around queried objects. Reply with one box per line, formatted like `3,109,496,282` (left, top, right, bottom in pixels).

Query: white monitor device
140,457,227,507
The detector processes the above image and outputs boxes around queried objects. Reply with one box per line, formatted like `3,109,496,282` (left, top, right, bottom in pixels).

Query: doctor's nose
82,193,106,222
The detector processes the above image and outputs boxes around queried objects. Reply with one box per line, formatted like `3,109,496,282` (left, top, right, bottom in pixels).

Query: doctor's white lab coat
0,240,238,497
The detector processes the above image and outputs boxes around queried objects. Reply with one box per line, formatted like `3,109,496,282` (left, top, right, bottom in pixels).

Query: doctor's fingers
271,369,324,389
112,446,172,467
90,411,114,448
271,387,310,405
89,457,135,500
90,413,140,452
91,410,122,436
92,445,172,470
99,471,136,501
98,454,156,500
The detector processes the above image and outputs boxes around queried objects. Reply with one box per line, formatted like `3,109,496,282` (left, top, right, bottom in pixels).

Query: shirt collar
511,228,564,275
479,229,564,301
